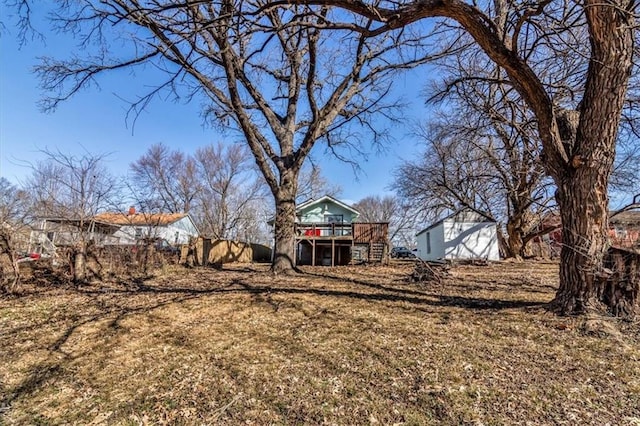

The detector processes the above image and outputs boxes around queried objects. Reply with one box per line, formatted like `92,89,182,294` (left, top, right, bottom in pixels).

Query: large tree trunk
550,0,634,315
502,206,538,260
506,213,535,260
271,170,298,274
505,222,525,260
553,167,611,314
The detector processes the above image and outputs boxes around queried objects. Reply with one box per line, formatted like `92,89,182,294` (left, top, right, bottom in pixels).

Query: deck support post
331,239,335,267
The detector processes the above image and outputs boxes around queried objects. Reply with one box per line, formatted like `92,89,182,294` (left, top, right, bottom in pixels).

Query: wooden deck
295,222,389,266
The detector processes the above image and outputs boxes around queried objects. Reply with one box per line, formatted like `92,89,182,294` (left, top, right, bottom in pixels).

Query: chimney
128,206,136,216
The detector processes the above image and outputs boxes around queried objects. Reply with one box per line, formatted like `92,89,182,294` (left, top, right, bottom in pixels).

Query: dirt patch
1,261,639,425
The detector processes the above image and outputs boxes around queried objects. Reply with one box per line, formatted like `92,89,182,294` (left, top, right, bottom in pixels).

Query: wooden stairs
369,242,386,263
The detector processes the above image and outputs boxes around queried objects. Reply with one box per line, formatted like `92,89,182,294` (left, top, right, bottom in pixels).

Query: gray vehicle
391,246,415,258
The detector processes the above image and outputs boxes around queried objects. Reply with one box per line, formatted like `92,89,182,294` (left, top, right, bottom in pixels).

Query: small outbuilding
415,209,500,262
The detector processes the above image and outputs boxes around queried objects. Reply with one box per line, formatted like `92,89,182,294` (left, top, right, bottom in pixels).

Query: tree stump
601,247,640,317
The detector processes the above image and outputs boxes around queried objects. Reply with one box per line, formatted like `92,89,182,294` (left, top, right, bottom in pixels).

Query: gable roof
610,210,640,226
94,212,189,227
296,195,360,216
416,208,495,237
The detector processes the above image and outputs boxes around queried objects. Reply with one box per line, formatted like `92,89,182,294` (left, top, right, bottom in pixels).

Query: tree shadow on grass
232,280,543,311
1,269,543,416
0,279,216,414
301,269,544,310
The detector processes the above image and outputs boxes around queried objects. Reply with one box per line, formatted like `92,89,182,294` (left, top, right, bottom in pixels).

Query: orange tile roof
94,212,188,226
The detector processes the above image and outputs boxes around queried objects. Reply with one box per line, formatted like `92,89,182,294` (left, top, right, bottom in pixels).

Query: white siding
442,221,499,261
416,217,499,262
416,223,445,261
112,225,152,245
161,216,199,244
111,217,198,245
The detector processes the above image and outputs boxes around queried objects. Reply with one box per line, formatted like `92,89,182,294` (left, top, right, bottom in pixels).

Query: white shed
415,209,500,262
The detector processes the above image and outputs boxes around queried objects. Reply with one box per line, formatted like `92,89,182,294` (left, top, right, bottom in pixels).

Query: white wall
416,223,445,261
443,221,500,261
168,216,199,243
112,217,199,245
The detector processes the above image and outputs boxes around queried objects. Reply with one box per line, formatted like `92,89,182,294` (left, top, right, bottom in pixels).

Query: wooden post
331,239,335,267
350,224,355,265
312,238,316,266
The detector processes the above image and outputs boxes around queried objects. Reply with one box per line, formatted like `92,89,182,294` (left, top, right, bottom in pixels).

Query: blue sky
0,5,429,204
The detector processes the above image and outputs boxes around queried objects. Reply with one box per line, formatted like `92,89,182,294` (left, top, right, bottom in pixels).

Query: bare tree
193,142,267,241
129,142,343,245
130,143,198,214
26,149,119,282
0,178,29,224
0,177,30,292
280,0,637,313
394,111,555,259
610,134,640,198
394,6,637,260
17,2,434,274
353,195,417,245
296,163,342,203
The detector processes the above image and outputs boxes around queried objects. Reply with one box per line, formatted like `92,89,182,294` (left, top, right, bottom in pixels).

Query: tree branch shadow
1,268,544,416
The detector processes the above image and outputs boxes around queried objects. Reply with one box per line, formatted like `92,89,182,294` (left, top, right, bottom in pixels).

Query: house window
324,214,344,236
135,228,142,238
175,231,180,244
615,227,628,240
324,214,343,223
426,232,431,254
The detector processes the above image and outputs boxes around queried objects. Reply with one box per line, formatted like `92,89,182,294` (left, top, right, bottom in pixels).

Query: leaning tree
284,0,638,314
21,1,437,273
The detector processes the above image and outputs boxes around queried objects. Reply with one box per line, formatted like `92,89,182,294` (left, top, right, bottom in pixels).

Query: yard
1,261,639,425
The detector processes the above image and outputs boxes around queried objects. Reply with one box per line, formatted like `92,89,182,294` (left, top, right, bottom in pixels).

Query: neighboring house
29,217,120,256
94,208,199,245
537,206,640,253
608,210,640,250
415,209,500,262
29,207,199,256
291,195,389,266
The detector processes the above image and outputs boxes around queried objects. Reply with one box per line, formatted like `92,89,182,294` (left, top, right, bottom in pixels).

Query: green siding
298,201,358,224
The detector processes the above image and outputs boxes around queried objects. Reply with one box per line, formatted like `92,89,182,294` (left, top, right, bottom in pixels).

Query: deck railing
295,222,389,244
295,222,353,237
353,222,389,244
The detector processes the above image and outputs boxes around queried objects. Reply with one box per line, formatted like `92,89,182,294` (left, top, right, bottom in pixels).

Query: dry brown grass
1,261,639,425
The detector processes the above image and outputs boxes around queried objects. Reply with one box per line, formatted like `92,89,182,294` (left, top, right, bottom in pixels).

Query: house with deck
293,195,389,266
